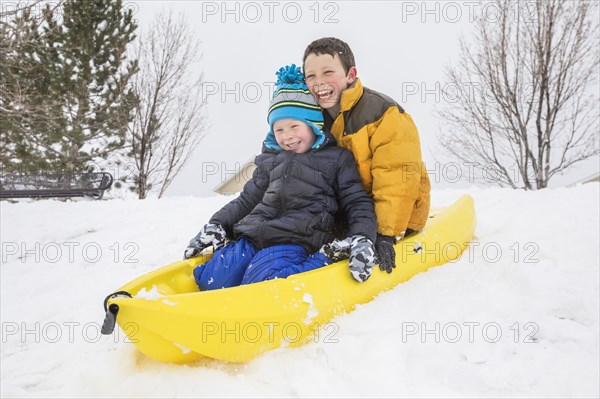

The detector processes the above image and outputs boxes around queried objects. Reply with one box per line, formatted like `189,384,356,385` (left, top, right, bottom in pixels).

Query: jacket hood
262,131,336,154
263,123,329,151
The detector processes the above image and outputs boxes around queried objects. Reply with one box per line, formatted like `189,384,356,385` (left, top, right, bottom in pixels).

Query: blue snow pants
193,237,330,291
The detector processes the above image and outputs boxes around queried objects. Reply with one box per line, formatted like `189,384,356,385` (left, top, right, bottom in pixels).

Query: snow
302,293,318,325
1,185,599,397
135,286,163,300
96,20,108,33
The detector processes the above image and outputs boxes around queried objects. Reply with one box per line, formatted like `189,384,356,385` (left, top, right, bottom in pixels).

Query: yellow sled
102,195,476,364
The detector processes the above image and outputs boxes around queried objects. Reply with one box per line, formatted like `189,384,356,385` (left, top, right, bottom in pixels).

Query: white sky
128,1,598,197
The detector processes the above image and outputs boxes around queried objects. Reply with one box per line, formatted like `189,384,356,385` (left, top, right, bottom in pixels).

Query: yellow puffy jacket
325,79,431,236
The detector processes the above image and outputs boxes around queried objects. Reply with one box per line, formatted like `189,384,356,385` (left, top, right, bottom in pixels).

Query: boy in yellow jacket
303,37,431,273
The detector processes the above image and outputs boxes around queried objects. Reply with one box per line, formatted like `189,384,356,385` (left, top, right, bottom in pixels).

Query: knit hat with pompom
265,64,325,150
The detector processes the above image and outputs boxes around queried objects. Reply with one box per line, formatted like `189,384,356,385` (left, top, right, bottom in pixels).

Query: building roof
213,156,257,195
568,171,600,187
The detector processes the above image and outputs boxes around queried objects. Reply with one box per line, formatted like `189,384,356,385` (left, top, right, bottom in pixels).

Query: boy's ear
346,66,358,84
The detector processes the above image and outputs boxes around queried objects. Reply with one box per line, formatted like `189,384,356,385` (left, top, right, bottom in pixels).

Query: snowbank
1,185,598,397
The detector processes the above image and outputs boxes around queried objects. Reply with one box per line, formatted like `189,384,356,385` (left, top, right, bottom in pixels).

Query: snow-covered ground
1,185,599,398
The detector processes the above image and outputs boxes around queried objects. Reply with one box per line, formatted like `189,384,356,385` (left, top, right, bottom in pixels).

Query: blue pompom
275,64,304,85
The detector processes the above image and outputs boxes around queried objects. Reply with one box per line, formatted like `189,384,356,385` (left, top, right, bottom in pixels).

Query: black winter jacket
210,132,377,252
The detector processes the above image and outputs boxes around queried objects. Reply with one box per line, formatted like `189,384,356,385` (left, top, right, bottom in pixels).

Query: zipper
257,220,267,248
277,153,296,217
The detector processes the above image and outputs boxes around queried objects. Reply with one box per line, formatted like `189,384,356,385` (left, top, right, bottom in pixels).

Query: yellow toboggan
101,195,476,364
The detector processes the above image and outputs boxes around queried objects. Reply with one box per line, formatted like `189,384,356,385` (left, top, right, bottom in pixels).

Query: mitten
348,235,376,282
183,223,226,259
319,237,352,262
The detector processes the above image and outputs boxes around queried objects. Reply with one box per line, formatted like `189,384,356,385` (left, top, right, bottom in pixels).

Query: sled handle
101,291,133,335
103,290,133,312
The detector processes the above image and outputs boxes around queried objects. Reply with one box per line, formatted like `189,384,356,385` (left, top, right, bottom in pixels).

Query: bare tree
126,11,206,199
438,0,599,189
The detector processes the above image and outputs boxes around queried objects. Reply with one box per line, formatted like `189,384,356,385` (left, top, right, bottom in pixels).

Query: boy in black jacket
184,65,377,290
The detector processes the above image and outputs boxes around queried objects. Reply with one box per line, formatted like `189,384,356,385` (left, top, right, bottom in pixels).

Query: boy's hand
375,234,396,273
183,223,226,259
349,235,376,282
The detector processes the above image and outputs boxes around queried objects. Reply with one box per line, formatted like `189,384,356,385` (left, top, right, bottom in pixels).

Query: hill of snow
1,185,598,397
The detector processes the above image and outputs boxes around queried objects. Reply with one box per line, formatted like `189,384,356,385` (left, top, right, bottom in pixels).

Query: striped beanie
265,64,325,150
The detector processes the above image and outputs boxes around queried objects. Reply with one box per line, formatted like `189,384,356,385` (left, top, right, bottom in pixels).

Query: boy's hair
303,37,356,74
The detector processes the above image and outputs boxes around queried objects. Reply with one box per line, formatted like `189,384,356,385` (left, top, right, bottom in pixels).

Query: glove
183,223,226,259
375,234,396,273
319,237,352,262
348,235,376,282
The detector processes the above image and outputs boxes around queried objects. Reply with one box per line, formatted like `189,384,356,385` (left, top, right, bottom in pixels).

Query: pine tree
0,0,138,173
0,7,56,172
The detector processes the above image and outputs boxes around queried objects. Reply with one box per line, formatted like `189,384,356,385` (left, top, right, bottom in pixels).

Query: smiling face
303,53,357,109
273,118,316,154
